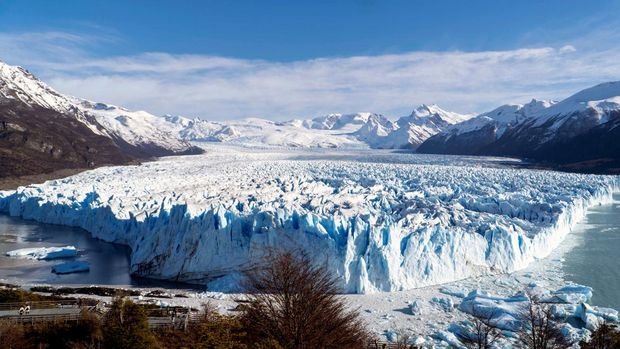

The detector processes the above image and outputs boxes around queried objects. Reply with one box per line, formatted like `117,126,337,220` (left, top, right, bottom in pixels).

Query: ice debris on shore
398,283,619,347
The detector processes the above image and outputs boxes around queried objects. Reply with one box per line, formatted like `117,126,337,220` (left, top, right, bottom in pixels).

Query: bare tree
517,294,572,349
458,307,504,349
239,252,369,349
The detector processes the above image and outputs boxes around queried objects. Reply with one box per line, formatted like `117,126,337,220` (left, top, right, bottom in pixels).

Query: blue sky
1,0,619,119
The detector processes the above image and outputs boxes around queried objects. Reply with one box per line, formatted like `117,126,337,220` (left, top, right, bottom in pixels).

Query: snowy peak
418,81,620,169
0,62,66,110
379,104,473,149
0,60,199,156
409,104,472,125
479,99,555,125
561,81,620,104
0,61,105,135
306,112,382,131
441,99,557,138
537,81,620,124
73,99,197,153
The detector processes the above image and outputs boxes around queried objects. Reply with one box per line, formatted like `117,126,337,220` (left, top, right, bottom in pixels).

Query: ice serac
0,151,618,293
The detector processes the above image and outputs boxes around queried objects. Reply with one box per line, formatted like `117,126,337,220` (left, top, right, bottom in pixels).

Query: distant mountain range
1,59,619,178
159,106,473,149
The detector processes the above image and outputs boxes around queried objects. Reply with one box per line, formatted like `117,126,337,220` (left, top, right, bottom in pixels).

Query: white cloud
1,31,619,120
559,45,577,54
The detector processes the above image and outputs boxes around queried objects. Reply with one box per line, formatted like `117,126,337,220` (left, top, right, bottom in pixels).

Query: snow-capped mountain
417,99,556,155
303,112,389,131
157,112,399,149
380,104,473,149
0,60,467,153
418,82,620,169
73,100,200,156
0,62,197,160
160,109,466,150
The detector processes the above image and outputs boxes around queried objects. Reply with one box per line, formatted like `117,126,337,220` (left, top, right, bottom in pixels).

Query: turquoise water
561,193,620,311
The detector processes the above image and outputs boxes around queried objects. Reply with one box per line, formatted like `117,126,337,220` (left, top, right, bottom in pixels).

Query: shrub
102,297,159,349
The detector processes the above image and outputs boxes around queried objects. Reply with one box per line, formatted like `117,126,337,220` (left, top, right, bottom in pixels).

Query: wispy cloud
1,30,619,120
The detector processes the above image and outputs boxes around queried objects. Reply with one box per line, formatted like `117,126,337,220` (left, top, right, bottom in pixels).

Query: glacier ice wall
0,151,618,293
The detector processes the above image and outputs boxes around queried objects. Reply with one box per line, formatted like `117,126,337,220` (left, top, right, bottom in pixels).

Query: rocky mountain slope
418,82,620,171
0,61,201,178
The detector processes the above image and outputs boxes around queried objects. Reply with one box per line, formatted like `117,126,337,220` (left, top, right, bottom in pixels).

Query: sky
1,0,619,120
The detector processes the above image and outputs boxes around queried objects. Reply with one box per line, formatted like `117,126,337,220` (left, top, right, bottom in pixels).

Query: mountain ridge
0,61,202,178
417,81,620,172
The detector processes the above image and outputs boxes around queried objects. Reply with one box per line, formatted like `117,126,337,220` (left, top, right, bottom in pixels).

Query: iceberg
51,261,90,274
0,149,618,293
6,246,78,260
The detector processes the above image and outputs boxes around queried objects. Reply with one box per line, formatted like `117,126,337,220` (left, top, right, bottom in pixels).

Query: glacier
0,147,618,293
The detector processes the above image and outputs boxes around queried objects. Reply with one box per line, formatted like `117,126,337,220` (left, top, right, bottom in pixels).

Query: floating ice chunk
7,246,77,260
51,260,90,274
448,321,474,341
192,291,228,300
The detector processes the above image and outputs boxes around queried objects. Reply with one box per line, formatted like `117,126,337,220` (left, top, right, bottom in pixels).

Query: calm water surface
562,193,620,310
0,214,134,286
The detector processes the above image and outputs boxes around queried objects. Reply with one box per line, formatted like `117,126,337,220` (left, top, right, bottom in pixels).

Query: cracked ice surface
0,147,618,293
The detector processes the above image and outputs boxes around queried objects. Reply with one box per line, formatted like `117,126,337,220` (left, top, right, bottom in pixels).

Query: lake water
0,214,134,286
0,214,204,290
561,193,620,310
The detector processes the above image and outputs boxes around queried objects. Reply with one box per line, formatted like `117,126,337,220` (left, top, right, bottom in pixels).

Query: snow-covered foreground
0,146,618,295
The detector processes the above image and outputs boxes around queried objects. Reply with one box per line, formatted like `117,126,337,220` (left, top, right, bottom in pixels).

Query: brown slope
0,98,138,178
